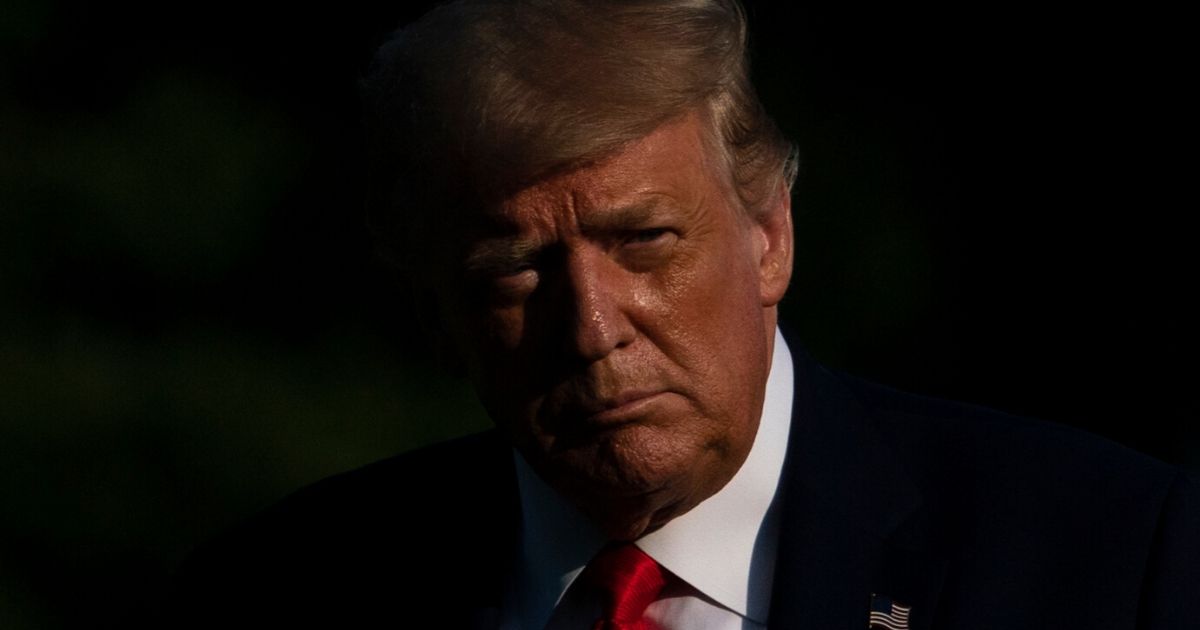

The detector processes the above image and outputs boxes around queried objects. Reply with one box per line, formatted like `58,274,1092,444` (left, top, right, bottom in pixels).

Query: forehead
479,112,731,234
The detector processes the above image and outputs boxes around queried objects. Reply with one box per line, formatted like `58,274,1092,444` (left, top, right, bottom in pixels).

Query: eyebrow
577,198,670,233
464,197,677,273
463,237,545,275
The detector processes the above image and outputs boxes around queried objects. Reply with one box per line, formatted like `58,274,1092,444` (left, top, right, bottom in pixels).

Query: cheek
451,301,531,398
671,236,768,407
629,239,711,316
669,236,762,327
482,306,526,350
452,288,527,359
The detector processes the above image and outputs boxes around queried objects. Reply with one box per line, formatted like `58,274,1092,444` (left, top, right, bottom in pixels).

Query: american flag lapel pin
868,593,911,630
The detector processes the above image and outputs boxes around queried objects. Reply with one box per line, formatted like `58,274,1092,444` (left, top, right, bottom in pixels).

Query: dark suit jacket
166,343,1198,629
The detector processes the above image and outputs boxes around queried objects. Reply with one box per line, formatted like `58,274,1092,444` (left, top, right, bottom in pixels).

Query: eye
464,258,539,303
486,268,539,303
617,228,678,271
628,225,676,246
624,228,672,246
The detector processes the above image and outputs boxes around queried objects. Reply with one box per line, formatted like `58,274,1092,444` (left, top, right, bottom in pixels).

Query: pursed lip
580,390,667,425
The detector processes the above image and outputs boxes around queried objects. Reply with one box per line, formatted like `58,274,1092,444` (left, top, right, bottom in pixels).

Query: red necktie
584,543,667,630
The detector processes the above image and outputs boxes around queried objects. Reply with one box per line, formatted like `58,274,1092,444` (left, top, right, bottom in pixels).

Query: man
168,1,1197,628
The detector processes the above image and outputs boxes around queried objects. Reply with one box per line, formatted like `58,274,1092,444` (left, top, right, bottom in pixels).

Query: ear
753,181,794,307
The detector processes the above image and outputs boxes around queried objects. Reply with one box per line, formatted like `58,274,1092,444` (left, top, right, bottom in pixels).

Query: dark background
2,2,1195,628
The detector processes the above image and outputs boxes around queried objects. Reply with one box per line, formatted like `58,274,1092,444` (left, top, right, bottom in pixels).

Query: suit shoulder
837,369,1177,482
199,429,511,541
827,370,1199,624
166,430,516,618
820,368,1188,541
265,429,511,520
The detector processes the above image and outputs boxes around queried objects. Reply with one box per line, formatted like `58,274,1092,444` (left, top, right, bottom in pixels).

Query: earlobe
757,183,794,307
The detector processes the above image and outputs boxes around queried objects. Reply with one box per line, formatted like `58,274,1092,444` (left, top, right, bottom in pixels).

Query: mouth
580,390,667,426
535,385,674,449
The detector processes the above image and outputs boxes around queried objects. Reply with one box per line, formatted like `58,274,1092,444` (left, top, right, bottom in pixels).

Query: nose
560,248,637,362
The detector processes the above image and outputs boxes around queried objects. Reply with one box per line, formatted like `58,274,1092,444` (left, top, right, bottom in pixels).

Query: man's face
440,112,793,539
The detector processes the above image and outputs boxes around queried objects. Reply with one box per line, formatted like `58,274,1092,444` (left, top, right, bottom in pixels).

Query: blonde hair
362,0,797,270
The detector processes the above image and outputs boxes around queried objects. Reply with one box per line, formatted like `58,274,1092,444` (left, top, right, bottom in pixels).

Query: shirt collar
510,327,794,626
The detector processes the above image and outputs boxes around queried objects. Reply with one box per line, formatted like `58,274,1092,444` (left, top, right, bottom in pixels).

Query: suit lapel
769,343,947,630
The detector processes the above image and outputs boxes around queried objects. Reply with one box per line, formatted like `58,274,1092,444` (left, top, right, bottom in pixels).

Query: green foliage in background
1,46,489,628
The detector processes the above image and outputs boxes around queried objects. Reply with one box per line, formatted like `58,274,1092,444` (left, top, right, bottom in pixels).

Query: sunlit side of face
439,111,793,539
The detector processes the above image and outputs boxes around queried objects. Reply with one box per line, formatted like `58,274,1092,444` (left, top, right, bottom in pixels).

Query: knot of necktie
584,543,667,630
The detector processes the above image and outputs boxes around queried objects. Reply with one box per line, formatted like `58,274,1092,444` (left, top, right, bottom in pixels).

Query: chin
571,423,701,487
566,476,687,540
538,424,728,532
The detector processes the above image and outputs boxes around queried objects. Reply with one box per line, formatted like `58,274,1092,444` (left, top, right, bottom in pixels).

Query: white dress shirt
500,328,795,629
